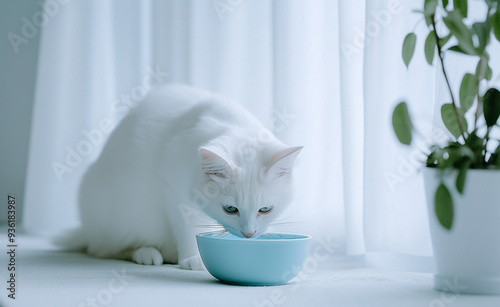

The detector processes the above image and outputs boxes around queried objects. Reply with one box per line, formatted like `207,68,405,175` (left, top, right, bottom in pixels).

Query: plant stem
474,8,491,129
430,15,467,141
412,18,424,33
474,56,486,129
485,128,491,165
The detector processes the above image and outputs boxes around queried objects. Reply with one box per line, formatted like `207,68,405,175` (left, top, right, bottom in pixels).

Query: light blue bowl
196,232,311,286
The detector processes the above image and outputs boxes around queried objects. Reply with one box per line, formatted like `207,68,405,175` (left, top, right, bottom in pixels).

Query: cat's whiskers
273,208,304,221
194,216,226,231
197,229,228,236
270,220,311,225
192,214,225,230
214,230,230,238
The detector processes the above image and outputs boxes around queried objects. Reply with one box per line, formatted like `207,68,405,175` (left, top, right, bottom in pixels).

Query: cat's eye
223,205,239,214
259,206,273,214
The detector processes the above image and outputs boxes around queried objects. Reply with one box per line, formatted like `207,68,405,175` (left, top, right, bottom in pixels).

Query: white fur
55,85,302,269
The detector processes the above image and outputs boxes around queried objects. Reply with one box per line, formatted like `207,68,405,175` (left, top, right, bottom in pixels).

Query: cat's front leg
168,201,208,270
179,254,205,270
176,227,206,270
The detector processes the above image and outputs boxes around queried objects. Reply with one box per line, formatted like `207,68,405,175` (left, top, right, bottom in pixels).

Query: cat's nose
242,231,255,238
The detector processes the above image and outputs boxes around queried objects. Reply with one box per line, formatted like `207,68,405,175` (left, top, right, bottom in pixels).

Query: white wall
0,1,42,223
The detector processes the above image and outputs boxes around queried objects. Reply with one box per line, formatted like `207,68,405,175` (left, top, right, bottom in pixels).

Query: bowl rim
196,232,312,242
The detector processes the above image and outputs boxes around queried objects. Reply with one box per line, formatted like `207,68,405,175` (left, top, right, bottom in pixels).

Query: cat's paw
131,247,163,265
179,255,205,270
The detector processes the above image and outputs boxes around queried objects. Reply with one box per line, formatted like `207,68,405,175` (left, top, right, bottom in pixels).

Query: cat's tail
52,228,87,252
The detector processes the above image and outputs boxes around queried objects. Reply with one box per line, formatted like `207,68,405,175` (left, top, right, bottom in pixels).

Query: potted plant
392,0,500,294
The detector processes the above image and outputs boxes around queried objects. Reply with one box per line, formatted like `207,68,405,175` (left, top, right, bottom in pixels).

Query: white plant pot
423,167,500,295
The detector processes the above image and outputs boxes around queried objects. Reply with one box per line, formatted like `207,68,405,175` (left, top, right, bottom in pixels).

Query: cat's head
198,144,302,238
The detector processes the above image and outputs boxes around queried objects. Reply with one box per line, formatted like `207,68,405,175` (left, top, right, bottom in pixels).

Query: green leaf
441,103,467,139
435,183,454,230
447,45,475,55
458,145,475,159
456,161,470,194
425,31,437,65
435,143,474,169
442,0,449,9
402,33,417,68
492,144,500,168
439,33,452,47
424,15,432,27
476,58,493,81
392,102,413,145
426,15,433,27
492,10,500,42
485,0,498,9
459,73,477,112
490,153,500,168
476,99,484,120
453,0,468,18
472,22,490,53
483,88,500,127
486,66,493,81
465,130,484,154
425,0,439,16
443,11,476,54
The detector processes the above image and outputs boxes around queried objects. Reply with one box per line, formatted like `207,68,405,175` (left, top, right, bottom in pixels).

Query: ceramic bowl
196,232,311,286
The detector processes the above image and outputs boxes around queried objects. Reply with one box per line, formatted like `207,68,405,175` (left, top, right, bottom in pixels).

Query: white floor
1,235,500,307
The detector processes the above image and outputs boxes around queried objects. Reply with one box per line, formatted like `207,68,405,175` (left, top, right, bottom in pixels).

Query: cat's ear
199,147,234,181
266,146,303,180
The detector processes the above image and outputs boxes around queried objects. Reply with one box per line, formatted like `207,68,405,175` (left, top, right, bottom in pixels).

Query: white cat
55,84,302,270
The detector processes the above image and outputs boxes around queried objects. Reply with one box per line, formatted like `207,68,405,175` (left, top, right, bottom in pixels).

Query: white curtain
25,0,498,271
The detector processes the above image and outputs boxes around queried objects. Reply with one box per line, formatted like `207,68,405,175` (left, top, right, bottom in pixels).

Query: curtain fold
24,0,119,233
338,0,366,256
362,0,435,270
25,0,498,272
